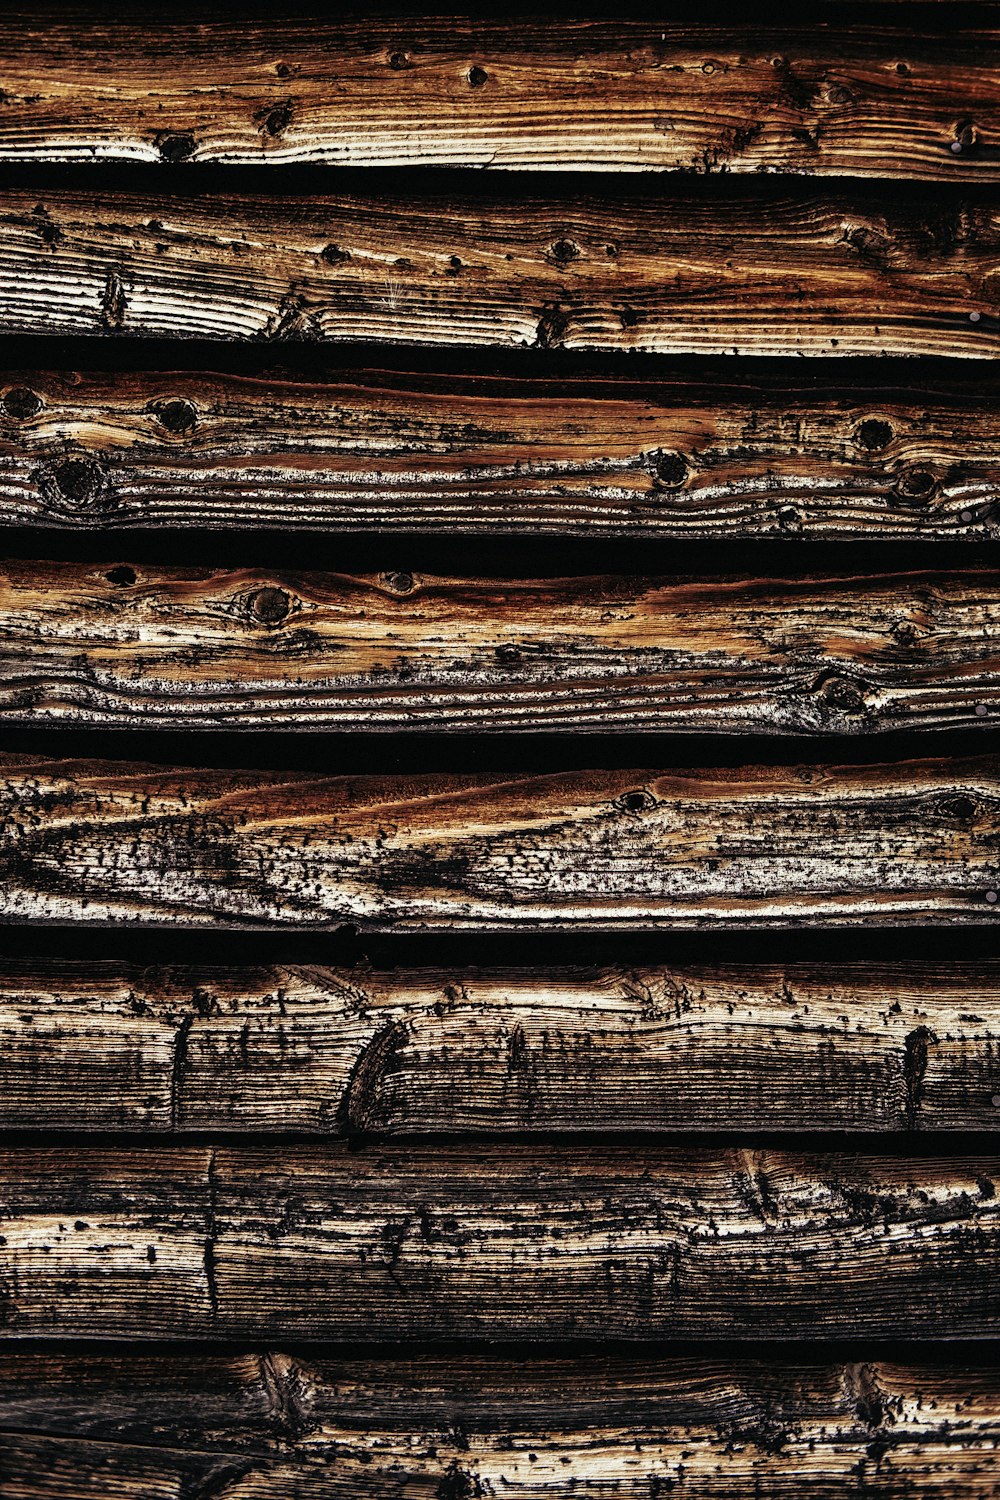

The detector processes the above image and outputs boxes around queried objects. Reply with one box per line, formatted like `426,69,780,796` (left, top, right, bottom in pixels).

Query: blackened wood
0,959,998,1133
0,188,998,355
2,753,999,930
4,367,999,539
0,1146,997,1339
0,19,998,180
3,563,1000,733
3,1351,1000,1496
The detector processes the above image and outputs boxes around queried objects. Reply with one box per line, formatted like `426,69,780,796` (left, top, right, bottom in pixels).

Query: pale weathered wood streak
4,367,1000,538
3,754,1000,930
1,188,999,355
0,1147,997,1339
0,19,998,180
4,1352,1000,1498
5,563,1000,733
2,959,999,1132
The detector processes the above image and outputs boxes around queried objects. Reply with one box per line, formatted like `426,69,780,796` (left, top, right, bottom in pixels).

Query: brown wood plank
3,1352,1000,1497
4,367,999,538
4,563,1000,733
0,1146,997,1339
0,187,998,355
1,19,999,180
2,958,999,1133
2,753,999,930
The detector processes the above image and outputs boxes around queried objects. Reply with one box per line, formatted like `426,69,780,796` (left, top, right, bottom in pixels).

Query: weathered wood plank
2,753,1000,930
5,367,1000,538
4,1352,1000,1497
0,1146,997,1338
4,563,1000,733
1,19,999,180
2,959,999,1133
0,187,998,355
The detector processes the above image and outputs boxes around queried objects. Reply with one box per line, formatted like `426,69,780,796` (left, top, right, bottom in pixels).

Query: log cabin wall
2,3,1000,1495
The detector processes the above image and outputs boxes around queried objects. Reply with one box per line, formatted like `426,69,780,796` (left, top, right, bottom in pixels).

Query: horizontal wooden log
5,563,1000,733
4,1352,1000,1498
1,187,999,355
2,753,1000,930
2,958,999,1133
1,19,999,180
0,1146,997,1338
5,367,1000,538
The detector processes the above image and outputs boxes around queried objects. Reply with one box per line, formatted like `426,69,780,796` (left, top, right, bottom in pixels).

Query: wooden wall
2,4,1000,1495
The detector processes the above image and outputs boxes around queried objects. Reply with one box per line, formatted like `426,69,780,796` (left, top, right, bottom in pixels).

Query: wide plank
2,958,999,1133
0,19,998,180
4,563,1000,733
4,367,1000,537
4,1352,1000,1497
1,753,999,930
0,1146,997,1338
0,186,998,355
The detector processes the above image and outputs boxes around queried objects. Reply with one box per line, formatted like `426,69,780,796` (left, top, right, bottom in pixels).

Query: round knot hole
468,65,488,87
819,674,866,714
157,132,195,162
1,386,42,420
550,238,580,265
43,456,110,513
385,571,415,595
616,788,657,814
652,450,689,490
389,51,411,70
895,468,938,505
942,794,977,821
105,565,136,587
154,398,197,435
856,417,894,451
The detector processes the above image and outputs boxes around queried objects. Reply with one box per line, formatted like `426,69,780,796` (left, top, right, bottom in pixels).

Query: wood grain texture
2,959,1000,1133
4,1352,1000,1497
4,753,1000,930
6,562,1000,733
1,19,999,180
1,187,1000,355
6,367,1000,538
0,1146,997,1339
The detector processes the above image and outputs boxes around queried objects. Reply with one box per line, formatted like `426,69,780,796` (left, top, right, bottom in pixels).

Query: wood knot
468,65,488,87
615,788,657,814
895,467,938,505
550,238,580,265
247,587,292,626
389,51,412,70
1,385,42,420
105,565,136,587
951,119,979,155
384,571,415,595
36,455,113,515
650,449,689,490
256,99,294,137
940,794,977,821
320,243,351,265
151,398,197,434
818,673,866,714
855,417,894,451
157,131,195,162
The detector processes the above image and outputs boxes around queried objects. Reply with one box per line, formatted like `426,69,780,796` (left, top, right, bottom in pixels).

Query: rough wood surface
3,753,1000,930
1,19,999,180
4,1352,1000,1497
6,367,1000,538
0,1146,997,1339
6,562,1000,733
2,958,1000,1133
1,187,999,355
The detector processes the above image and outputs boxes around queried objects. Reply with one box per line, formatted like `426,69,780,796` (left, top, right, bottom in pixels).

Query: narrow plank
5,366,1000,538
2,753,999,930
0,1146,997,1338
0,187,998,355
2,959,999,1133
1,19,999,180
5,563,1000,733
4,1352,1000,1497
